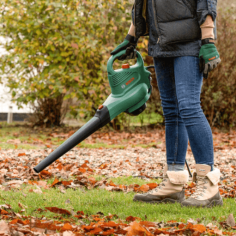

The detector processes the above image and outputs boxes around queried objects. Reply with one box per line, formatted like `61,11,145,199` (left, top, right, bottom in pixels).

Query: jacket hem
148,50,199,58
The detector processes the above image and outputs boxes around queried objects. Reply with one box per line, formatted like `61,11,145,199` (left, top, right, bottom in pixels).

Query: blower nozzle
33,106,110,173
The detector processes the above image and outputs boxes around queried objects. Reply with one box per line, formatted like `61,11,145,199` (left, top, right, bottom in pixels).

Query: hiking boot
133,166,189,204
181,164,223,208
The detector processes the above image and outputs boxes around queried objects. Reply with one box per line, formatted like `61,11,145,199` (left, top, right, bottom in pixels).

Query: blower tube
33,105,110,173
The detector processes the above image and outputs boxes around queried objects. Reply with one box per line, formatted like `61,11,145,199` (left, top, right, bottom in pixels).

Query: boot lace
149,178,168,194
191,176,208,199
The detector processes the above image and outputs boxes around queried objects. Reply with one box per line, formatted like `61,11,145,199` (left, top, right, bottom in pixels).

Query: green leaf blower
33,50,153,173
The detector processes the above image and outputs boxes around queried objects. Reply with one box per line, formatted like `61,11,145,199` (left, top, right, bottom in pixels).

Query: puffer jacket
132,0,218,57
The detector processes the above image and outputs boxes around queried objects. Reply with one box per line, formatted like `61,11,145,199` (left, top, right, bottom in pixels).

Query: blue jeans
153,56,214,170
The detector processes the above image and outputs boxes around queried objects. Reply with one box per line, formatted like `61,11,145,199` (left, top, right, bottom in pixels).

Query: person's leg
173,56,214,168
154,57,188,171
133,57,189,204
173,56,222,207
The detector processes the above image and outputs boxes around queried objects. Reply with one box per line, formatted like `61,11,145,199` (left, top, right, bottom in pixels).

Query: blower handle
107,49,144,75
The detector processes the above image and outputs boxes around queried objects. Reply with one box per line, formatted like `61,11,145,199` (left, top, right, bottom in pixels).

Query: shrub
0,0,132,127
201,5,236,128
1,0,235,129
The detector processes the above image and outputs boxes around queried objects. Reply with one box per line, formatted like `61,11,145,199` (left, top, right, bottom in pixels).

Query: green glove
111,34,139,61
199,38,221,79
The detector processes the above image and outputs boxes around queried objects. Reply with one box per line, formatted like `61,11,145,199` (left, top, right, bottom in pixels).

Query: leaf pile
0,147,236,198
0,133,236,235
3,128,236,151
73,129,236,151
0,204,235,235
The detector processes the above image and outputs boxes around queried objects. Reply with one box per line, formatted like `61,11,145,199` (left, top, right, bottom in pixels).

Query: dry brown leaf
108,180,116,187
5,180,24,186
37,180,48,189
7,139,21,144
33,188,43,194
140,221,157,227
62,231,75,236
126,216,142,223
39,170,52,178
191,224,206,233
0,220,10,234
62,180,73,187
58,186,66,193
139,184,149,192
125,221,153,236
18,153,26,157
0,209,9,215
18,202,27,209
88,177,97,185
45,207,71,215
147,183,158,190
78,167,86,173
50,178,59,187
211,228,223,235
226,213,235,227
61,223,73,231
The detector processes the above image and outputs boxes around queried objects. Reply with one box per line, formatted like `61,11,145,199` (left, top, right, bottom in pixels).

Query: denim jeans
153,56,214,171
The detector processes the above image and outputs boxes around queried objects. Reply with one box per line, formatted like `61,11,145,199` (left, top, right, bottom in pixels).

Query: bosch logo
126,77,135,85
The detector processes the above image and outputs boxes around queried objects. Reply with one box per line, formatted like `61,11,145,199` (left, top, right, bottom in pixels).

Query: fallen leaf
45,207,71,215
226,213,235,227
18,153,26,157
125,221,153,236
0,220,10,234
139,184,149,192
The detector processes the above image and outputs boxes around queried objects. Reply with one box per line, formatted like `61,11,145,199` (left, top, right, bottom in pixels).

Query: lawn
1,176,235,229
0,121,164,150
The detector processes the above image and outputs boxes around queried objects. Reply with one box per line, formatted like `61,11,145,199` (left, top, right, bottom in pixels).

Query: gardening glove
199,38,221,79
110,34,139,61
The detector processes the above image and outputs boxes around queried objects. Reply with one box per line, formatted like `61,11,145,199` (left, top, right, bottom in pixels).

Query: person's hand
111,34,139,60
199,38,221,79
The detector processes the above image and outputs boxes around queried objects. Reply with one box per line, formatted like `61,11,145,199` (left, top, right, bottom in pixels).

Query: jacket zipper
151,0,160,43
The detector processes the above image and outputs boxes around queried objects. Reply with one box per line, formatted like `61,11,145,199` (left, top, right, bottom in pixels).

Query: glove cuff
201,38,215,45
125,34,139,44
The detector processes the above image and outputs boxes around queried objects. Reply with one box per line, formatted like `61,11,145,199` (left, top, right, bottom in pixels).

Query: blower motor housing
104,50,153,120
125,103,147,116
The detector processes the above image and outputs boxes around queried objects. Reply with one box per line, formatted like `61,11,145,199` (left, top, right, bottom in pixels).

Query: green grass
109,176,161,185
0,123,161,150
77,142,159,149
0,176,235,229
100,175,161,186
83,112,164,127
0,143,39,149
128,112,164,126
0,125,56,149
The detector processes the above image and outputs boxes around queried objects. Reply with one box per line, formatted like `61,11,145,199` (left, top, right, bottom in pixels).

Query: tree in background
1,0,235,130
0,0,132,127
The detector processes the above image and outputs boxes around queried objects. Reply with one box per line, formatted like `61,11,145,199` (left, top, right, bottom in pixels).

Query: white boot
181,164,223,207
133,166,189,204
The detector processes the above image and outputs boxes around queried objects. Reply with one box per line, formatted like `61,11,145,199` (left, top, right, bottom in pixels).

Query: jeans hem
167,161,186,165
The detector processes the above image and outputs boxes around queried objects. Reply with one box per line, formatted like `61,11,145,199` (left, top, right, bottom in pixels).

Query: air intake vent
110,72,135,87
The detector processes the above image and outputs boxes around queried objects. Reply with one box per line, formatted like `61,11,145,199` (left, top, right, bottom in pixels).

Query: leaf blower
33,50,154,173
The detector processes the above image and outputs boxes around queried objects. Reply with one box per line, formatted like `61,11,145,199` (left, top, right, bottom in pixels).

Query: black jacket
132,0,218,57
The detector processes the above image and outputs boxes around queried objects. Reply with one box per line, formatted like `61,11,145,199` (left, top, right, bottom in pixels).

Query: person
111,0,222,207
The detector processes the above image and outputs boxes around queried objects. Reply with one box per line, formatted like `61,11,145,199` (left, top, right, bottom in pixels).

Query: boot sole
133,198,183,204
206,198,223,208
181,198,223,208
